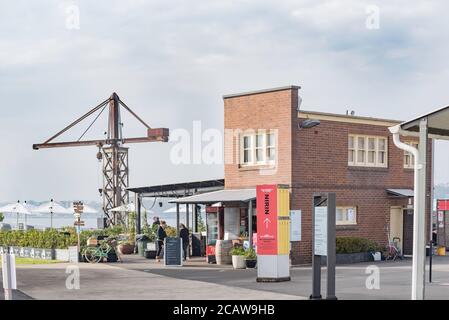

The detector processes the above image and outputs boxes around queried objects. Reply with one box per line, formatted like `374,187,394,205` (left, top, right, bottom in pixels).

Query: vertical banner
257,185,278,255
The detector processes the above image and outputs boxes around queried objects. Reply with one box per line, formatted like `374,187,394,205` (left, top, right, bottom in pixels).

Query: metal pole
413,118,428,300
186,204,190,231
248,200,253,249
194,205,198,233
311,195,322,300
176,203,180,236
327,193,337,300
136,195,142,235
429,138,435,283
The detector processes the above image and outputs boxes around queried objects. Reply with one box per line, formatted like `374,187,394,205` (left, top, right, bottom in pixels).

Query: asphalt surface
1,255,448,300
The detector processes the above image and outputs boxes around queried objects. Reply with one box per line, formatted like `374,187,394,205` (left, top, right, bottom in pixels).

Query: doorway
403,210,414,256
389,207,404,253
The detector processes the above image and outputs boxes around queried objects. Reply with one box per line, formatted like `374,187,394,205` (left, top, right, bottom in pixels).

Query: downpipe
389,125,421,300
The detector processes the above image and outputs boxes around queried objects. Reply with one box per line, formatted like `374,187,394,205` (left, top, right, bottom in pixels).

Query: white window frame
240,131,276,166
348,135,388,168
404,141,419,169
336,206,357,225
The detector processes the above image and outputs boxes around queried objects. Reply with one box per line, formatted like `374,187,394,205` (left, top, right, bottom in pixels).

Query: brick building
222,85,432,264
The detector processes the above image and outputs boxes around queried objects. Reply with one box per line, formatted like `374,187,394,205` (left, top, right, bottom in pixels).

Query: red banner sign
437,199,449,211
256,185,278,255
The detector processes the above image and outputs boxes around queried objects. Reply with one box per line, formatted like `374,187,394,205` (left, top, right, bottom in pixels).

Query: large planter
118,243,135,255
232,255,246,269
336,252,374,264
215,240,232,265
245,259,257,269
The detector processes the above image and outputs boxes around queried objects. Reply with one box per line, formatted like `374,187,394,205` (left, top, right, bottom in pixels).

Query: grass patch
0,257,64,265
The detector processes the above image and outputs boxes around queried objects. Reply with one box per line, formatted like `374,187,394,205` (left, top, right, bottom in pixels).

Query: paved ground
1,255,449,300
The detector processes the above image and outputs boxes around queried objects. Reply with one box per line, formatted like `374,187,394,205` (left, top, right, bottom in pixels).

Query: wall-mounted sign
314,206,328,256
290,210,302,242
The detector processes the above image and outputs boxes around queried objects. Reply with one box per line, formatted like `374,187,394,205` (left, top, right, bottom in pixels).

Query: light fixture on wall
299,119,320,130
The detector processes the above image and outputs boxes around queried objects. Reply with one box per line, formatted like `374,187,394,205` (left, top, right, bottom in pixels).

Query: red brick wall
224,88,297,189
223,87,432,265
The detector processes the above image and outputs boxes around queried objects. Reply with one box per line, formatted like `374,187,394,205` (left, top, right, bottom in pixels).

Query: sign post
1,253,17,300
73,201,84,258
310,193,337,300
256,184,291,282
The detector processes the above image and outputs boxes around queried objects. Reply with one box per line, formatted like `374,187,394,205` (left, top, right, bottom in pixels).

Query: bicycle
83,238,122,263
384,237,403,261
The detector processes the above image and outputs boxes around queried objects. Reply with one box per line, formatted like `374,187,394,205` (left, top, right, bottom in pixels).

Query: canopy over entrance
396,105,449,140
170,189,256,205
389,104,449,300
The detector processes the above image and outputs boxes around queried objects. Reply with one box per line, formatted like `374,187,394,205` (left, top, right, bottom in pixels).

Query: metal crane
33,92,169,226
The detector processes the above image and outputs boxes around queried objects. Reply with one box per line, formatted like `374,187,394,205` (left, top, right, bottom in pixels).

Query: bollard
1,253,17,300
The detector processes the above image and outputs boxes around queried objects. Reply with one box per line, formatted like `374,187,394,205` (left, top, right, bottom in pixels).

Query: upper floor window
240,131,276,166
404,141,419,169
348,135,388,168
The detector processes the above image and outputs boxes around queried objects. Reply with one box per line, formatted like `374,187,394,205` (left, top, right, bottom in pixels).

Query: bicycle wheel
84,247,102,263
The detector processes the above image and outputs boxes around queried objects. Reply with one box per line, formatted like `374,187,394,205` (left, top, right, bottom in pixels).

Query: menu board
314,207,328,256
164,237,182,266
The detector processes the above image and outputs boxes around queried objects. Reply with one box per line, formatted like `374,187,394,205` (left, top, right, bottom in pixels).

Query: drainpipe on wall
389,123,426,300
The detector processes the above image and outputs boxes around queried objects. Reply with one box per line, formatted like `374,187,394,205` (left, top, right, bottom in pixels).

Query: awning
396,104,449,140
386,189,414,198
170,189,256,204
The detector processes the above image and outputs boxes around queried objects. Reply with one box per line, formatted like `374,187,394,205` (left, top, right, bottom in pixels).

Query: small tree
0,212,4,222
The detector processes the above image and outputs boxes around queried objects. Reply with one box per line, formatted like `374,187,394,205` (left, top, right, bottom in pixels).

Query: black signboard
164,237,182,266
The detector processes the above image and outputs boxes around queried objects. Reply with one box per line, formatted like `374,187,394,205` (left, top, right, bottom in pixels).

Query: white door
389,206,404,253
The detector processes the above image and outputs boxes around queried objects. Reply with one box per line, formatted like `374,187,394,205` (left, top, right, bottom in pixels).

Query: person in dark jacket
179,223,189,261
156,221,167,262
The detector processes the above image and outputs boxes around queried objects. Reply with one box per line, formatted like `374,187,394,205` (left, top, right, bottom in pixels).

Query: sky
2,0,449,201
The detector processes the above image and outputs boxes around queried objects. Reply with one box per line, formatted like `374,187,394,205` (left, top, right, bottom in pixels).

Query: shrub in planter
336,237,383,254
118,241,135,255
230,246,246,269
244,248,257,268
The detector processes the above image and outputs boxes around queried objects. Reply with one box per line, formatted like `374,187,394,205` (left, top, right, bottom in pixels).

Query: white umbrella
163,206,188,214
0,201,33,229
109,203,135,212
33,200,71,228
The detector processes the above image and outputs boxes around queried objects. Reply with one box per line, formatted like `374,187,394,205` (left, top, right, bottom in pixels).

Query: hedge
0,226,127,249
336,237,383,254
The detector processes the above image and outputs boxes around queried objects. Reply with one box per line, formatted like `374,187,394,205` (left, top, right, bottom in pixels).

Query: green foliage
230,246,246,256
244,248,257,260
0,212,4,222
336,237,382,254
0,225,126,250
165,226,177,237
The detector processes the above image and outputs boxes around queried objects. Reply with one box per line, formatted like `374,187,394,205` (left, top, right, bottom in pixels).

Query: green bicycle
83,239,121,263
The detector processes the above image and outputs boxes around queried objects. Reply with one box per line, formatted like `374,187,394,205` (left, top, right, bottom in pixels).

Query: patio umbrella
33,200,71,228
0,201,33,229
109,203,135,212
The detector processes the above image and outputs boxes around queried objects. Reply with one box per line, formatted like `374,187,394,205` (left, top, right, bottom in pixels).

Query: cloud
1,0,449,200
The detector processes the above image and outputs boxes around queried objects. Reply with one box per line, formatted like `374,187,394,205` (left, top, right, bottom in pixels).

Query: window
336,207,357,225
240,131,276,166
404,141,419,169
348,135,388,168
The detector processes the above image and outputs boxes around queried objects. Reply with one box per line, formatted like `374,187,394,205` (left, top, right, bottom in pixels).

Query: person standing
156,220,167,262
179,223,190,261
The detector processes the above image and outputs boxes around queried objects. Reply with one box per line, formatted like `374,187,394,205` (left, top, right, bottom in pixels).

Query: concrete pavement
1,255,449,300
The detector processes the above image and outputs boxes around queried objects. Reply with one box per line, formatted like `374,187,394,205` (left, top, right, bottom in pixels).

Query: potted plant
245,248,257,268
230,246,246,269
118,240,135,255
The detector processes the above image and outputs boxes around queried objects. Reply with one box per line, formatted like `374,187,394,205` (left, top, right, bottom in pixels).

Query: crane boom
33,92,169,226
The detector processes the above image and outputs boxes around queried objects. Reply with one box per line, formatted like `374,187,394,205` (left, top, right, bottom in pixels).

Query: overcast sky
2,0,449,202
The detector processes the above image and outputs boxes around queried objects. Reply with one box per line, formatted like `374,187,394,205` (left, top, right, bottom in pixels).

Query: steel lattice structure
33,93,169,227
